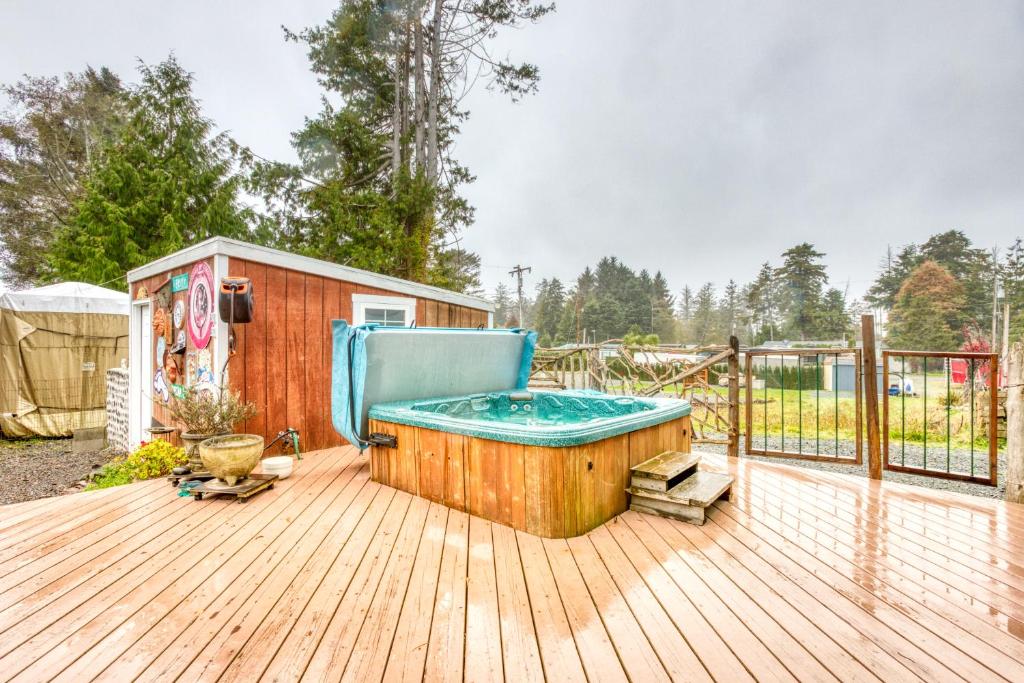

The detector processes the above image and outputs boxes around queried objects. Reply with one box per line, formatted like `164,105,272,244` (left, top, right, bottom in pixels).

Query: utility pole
509,264,531,328
992,246,1000,351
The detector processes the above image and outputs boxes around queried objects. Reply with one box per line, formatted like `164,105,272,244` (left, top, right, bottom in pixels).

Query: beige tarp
0,283,128,437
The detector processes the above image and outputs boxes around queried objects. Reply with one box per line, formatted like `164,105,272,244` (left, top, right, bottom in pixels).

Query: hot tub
333,323,693,538
367,390,691,537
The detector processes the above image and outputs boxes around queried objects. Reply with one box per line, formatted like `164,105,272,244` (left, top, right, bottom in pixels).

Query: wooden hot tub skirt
367,415,691,538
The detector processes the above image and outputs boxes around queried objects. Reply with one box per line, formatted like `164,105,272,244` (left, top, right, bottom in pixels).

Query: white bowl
261,456,294,479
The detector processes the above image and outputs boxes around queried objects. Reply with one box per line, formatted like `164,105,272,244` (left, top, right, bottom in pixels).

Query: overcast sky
3,1,1023,300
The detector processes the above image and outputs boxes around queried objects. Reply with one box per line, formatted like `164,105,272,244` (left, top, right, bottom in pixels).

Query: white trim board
352,294,417,326
126,237,494,312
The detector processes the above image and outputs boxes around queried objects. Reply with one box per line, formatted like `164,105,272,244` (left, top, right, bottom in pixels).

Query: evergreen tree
719,279,740,338
887,261,965,350
49,57,249,286
491,283,514,327
1002,238,1024,340
866,244,919,309
866,230,994,339
690,283,719,345
816,288,854,340
677,285,693,323
582,296,624,343
918,230,992,330
776,243,827,340
532,278,565,343
746,262,780,343
429,248,482,295
650,271,676,342
0,67,125,285
254,0,553,290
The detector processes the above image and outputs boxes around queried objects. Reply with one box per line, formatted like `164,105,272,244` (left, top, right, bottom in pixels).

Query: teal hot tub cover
331,322,538,449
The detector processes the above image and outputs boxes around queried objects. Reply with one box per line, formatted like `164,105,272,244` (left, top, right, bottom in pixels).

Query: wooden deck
1,447,1023,681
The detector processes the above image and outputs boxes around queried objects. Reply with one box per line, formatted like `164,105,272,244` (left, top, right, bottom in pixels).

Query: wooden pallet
190,473,278,502
167,471,215,487
628,451,733,525
629,450,702,493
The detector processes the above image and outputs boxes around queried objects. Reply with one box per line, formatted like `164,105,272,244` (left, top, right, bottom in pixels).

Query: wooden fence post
728,335,740,458
1007,342,1023,504
862,315,883,480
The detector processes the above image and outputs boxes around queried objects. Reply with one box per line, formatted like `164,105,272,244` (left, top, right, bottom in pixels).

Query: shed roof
126,237,494,312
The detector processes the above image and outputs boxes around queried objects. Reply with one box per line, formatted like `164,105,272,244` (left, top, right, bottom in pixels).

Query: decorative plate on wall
173,299,185,329
153,368,169,403
187,262,214,349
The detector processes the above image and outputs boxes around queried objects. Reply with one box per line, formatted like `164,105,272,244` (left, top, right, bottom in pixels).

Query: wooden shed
126,237,494,450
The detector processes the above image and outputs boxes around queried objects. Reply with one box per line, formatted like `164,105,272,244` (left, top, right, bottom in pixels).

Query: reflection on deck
0,446,1022,681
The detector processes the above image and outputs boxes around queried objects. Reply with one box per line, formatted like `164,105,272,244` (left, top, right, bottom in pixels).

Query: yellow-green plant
86,440,187,490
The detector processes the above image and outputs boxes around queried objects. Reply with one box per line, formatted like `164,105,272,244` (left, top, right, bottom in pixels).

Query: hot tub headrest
331,322,538,449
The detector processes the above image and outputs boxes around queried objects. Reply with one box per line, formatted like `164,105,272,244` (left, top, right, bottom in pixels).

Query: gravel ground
0,438,114,505
701,435,1008,500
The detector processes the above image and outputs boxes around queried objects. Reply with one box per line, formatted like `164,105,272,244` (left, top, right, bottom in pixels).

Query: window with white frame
352,294,416,327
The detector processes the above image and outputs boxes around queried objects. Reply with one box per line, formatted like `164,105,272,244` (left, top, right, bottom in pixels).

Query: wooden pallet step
628,471,733,526
629,471,733,508
629,450,702,492
630,499,706,525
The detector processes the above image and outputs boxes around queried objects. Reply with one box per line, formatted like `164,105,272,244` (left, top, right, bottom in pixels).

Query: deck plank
176,470,379,683
564,534,667,682
634,512,838,682
515,531,588,681
585,525,714,682
108,461,372,681
746,467,1024,647
542,537,627,683
707,504,985,681
49,455,355,682
716,497,1024,679
295,491,416,680
605,517,780,682
221,483,397,682
424,509,470,683
0,446,1022,682
341,496,432,681
491,523,544,682
4,453,340,681
464,517,504,682
382,503,448,682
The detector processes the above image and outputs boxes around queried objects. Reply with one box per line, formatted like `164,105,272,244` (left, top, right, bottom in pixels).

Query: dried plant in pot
169,385,258,472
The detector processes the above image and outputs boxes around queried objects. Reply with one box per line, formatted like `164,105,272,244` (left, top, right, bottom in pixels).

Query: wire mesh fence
744,349,863,463
882,351,1000,485
0,376,109,437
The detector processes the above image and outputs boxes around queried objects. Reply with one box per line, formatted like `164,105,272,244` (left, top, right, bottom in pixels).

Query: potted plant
169,385,257,472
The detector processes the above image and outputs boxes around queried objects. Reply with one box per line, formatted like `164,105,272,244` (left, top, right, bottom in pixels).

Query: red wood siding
226,258,489,451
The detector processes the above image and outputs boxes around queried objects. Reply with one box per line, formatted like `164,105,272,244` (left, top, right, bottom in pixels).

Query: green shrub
87,440,187,490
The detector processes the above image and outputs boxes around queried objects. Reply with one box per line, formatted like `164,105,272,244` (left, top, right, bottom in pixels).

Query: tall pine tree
49,57,249,285
1,67,125,285
776,243,827,340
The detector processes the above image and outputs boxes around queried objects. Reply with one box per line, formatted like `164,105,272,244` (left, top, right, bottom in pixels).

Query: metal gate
744,348,862,463
882,350,999,485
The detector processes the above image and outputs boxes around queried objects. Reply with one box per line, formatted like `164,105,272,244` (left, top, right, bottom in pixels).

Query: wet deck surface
1,446,1023,681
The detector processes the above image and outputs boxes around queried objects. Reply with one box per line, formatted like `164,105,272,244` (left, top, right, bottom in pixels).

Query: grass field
739,383,1000,451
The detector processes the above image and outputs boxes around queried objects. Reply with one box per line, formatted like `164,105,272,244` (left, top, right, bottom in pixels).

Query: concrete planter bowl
199,434,265,485
180,431,228,471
